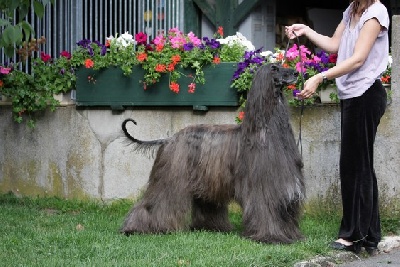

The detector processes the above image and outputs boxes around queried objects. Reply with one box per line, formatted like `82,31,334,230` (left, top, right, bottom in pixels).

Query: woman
285,0,390,255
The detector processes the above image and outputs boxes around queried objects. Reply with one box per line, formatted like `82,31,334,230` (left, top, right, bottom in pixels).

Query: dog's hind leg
190,197,233,232
121,184,192,234
120,157,192,235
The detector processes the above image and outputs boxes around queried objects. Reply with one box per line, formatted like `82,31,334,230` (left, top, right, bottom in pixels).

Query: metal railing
1,0,184,67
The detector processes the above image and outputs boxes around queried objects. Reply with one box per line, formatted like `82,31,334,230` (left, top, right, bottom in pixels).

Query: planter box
319,85,338,104
75,63,239,110
383,83,392,105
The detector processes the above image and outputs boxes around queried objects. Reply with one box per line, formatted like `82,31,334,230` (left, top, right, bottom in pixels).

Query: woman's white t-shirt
336,2,390,100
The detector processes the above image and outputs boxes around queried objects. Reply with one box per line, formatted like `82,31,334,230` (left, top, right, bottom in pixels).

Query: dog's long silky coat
120,63,305,243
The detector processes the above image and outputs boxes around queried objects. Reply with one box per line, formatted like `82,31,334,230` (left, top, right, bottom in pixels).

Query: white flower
260,51,273,58
217,32,255,51
260,50,285,63
112,31,136,47
388,54,392,68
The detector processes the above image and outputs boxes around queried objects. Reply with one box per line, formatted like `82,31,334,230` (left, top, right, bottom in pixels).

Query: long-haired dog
120,63,305,243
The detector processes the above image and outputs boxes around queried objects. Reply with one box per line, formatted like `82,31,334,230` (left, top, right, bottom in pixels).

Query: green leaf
0,18,10,27
4,45,15,57
20,21,34,40
33,1,45,18
2,26,14,45
9,25,23,44
9,0,21,11
17,3,30,21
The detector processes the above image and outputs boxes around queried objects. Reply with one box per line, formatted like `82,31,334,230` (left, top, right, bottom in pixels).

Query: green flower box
75,63,239,110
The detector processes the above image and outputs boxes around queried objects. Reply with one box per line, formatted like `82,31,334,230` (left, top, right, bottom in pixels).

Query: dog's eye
270,65,279,72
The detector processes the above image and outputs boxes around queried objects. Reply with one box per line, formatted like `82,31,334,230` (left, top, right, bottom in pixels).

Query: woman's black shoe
363,240,379,256
330,241,362,254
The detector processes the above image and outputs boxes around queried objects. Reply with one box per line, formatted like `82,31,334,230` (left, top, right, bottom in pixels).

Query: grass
0,193,398,267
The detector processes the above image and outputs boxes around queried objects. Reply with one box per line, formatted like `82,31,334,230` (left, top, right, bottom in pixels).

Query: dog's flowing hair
120,63,305,243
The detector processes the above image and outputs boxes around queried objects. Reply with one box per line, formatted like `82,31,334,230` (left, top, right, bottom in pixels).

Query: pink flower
187,32,201,46
295,62,306,73
153,35,166,46
286,44,310,61
168,27,182,36
0,66,11,74
135,32,147,45
312,55,321,63
188,83,196,93
170,36,186,48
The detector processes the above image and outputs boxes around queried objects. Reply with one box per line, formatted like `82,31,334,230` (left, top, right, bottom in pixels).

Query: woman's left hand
296,74,321,99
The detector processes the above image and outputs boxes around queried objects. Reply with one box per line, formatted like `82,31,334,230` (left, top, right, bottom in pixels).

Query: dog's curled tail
122,118,166,155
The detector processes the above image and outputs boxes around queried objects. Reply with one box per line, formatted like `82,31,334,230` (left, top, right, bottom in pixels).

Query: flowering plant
71,32,138,76
0,26,256,127
73,27,253,94
0,37,76,127
280,44,338,105
381,54,392,84
231,43,338,122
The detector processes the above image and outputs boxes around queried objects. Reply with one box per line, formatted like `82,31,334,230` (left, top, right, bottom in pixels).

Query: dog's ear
270,64,280,72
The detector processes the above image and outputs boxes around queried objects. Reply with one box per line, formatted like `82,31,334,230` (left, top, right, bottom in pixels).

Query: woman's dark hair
350,0,377,16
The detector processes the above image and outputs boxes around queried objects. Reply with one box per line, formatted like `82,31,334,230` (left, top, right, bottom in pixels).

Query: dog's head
267,63,298,87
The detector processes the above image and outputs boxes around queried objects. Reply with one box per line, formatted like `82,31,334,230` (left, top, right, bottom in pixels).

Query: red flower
169,82,180,93
329,53,337,63
84,58,94,68
171,54,181,64
135,32,148,45
188,83,196,93
381,75,390,84
155,64,166,72
217,26,224,37
276,53,284,61
238,111,245,121
155,44,164,52
137,52,148,62
40,52,51,62
0,80,3,87
167,63,175,72
287,84,297,90
60,51,71,59
213,57,221,64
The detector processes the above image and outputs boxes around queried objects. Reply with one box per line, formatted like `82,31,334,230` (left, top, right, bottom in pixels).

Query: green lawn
0,193,397,267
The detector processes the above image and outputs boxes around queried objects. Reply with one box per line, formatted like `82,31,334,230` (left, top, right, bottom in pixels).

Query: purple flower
183,43,194,51
205,38,221,49
251,56,264,64
100,45,107,56
316,51,329,65
293,89,300,97
77,39,91,48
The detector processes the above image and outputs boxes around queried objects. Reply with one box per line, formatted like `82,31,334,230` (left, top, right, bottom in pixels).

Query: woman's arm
296,18,382,99
285,22,345,54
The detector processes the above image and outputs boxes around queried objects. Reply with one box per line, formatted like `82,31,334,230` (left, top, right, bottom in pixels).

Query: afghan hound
120,63,305,244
